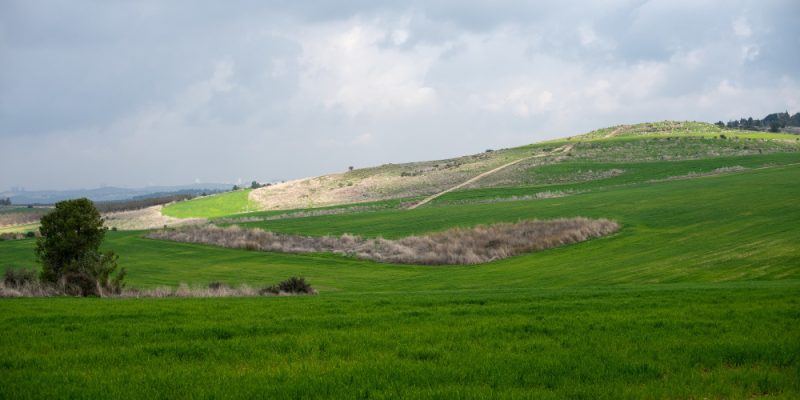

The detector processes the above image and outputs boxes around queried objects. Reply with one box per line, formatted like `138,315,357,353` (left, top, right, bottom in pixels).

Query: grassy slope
160,189,257,219
574,120,800,141
162,123,797,218
436,152,800,203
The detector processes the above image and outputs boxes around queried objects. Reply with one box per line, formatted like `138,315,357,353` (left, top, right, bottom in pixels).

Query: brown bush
147,218,620,265
0,280,317,298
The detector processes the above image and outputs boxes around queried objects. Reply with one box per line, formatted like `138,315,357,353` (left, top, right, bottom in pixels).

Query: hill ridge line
408,144,574,209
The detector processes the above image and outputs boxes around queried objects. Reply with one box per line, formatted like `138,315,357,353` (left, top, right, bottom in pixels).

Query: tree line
716,111,800,132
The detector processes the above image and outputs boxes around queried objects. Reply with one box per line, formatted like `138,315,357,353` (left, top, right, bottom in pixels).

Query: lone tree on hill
36,198,125,296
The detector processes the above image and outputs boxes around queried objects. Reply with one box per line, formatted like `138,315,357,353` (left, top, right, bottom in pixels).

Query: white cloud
577,24,615,51
391,29,410,45
717,79,739,96
732,16,752,38
670,48,705,69
174,60,235,115
351,132,373,145
741,45,760,62
294,18,441,116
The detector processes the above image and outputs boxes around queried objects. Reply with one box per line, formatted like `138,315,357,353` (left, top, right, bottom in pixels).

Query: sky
1,0,799,190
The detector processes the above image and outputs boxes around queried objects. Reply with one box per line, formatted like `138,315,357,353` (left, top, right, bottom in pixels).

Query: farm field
1,284,797,399
0,223,39,234
160,189,258,219
1,125,799,398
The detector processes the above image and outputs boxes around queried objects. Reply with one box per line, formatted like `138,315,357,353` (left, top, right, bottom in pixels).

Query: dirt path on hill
408,144,574,209
603,126,625,138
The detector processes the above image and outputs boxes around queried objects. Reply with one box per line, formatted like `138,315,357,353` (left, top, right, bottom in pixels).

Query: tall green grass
1,284,798,398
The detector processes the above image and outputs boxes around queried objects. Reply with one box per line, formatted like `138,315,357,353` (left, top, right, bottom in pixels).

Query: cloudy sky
1,0,798,190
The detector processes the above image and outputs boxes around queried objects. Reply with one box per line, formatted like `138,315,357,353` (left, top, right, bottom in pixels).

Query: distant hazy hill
1,183,233,205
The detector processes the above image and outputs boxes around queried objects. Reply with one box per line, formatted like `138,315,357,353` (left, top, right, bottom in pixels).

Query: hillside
244,121,798,212
145,121,799,219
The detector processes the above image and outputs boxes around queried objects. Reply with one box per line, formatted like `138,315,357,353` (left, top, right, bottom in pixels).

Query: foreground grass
1,284,797,399
161,189,257,219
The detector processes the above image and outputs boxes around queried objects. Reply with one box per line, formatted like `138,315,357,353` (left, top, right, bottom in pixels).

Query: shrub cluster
0,231,39,241
4,268,38,287
261,277,316,295
1,275,316,298
94,193,196,213
1,255,125,297
148,218,620,265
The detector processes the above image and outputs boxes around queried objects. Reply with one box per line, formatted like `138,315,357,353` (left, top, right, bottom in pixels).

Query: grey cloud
1,0,798,190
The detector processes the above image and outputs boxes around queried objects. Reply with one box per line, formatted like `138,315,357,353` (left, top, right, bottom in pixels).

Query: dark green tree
35,198,125,295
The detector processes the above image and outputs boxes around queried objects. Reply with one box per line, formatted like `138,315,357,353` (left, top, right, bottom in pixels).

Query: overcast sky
1,0,799,190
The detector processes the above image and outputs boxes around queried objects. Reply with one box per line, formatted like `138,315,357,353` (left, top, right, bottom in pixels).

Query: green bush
59,251,125,297
35,198,126,296
36,198,106,283
261,277,315,295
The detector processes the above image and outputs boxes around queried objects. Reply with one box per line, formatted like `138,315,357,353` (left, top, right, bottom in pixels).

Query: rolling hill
161,121,799,218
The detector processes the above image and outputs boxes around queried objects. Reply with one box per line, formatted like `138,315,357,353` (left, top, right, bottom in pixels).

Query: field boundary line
408,144,573,209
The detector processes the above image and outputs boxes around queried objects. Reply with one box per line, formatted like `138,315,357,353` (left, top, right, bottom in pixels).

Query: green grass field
1,284,797,399
2,130,799,398
160,189,258,219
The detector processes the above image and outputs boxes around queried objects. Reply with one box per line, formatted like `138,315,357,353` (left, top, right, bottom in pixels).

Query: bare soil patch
103,205,205,230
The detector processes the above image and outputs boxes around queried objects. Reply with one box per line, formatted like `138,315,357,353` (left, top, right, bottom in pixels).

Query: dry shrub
116,281,315,298
4,268,38,287
147,218,620,265
0,271,60,297
2,281,316,298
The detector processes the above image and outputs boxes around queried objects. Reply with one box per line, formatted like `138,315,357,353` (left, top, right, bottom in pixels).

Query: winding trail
408,144,574,209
